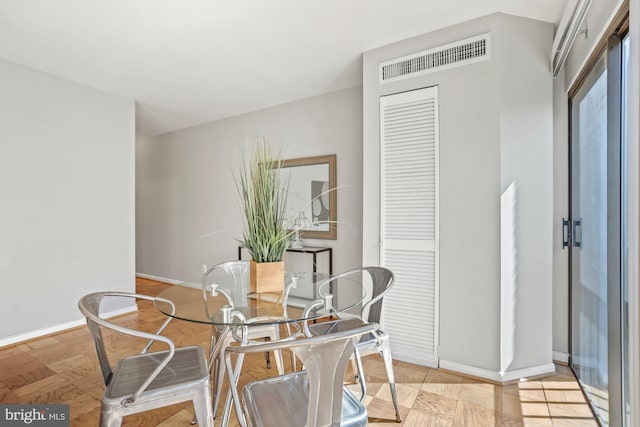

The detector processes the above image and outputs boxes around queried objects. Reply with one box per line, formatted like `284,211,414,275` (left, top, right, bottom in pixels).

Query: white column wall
496,16,554,373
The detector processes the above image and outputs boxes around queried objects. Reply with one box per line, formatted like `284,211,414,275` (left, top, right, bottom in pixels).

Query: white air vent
379,33,491,84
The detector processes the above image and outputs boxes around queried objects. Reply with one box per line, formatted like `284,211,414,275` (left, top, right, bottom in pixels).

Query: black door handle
573,219,582,248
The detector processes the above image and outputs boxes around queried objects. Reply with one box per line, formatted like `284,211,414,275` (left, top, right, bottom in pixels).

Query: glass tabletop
153,272,365,326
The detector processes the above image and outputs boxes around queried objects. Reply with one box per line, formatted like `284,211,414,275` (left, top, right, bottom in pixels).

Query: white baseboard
0,306,137,349
553,351,569,364
439,359,556,383
136,273,183,285
392,353,439,368
136,273,201,289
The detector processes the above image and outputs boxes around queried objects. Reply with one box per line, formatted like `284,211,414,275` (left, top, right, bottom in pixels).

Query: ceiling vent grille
379,33,491,84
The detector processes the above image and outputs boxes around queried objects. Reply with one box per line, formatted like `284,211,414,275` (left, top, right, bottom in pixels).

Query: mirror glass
277,155,336,240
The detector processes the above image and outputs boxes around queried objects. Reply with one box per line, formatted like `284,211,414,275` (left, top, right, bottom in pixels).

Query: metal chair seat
78,292,214,427
242,371,367,427
104,346,208,402
308,322,385,351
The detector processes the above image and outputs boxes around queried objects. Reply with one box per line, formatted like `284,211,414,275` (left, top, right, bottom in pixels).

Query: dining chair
225,320,378,427
202,260,285,419
78,292,213,427
305,266,402,422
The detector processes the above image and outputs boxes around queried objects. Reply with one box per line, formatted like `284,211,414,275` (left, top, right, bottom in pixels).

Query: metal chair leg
264,337,271,368
380,340,402,422
353,347,367,401
222,352,246,427
210,327,229,419
192,386,214,427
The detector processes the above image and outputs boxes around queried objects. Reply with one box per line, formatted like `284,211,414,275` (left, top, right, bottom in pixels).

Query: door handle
562,218,571,249
572,219,582,248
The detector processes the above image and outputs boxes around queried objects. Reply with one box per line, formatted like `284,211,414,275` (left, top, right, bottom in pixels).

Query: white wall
364,14,501,372
495,16,554,373
552,67,570,361
363,13,554,379
0,59,135,343
136,87,362,281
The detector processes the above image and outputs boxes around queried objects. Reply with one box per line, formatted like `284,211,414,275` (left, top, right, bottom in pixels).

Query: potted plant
236,138,292,293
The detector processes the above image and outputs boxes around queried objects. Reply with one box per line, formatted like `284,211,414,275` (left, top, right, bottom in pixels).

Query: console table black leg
328,248,333,274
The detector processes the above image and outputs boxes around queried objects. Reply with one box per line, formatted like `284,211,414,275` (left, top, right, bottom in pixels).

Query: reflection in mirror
282,164,329,231
276,155,336,240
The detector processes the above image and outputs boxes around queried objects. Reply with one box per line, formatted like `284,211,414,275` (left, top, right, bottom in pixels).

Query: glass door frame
568,17,629,427
568,51,609,425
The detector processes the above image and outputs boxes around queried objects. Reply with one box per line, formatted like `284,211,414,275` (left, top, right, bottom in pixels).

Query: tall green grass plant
236,138,292,263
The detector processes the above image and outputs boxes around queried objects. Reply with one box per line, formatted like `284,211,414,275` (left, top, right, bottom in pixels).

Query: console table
237,246,333,274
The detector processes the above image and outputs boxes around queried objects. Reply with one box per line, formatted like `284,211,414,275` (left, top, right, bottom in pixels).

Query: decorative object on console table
236,137,292,293
291,210,311,249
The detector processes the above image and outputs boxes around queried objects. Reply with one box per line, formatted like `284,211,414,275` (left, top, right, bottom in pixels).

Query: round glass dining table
153,272,365,326
153,271,367,427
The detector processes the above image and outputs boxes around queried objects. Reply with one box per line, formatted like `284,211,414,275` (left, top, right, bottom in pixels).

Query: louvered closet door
380,87,439,367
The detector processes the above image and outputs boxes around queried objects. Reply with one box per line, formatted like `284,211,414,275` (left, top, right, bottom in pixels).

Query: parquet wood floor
0,277,597,426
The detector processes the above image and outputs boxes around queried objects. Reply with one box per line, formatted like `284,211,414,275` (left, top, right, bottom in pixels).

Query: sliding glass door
569,31,629,427
570,53,609,424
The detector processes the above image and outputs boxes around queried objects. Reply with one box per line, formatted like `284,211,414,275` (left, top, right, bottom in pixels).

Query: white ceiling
0,0,566,136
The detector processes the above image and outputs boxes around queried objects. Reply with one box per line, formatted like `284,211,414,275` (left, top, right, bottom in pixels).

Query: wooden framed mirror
277,154,337,240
